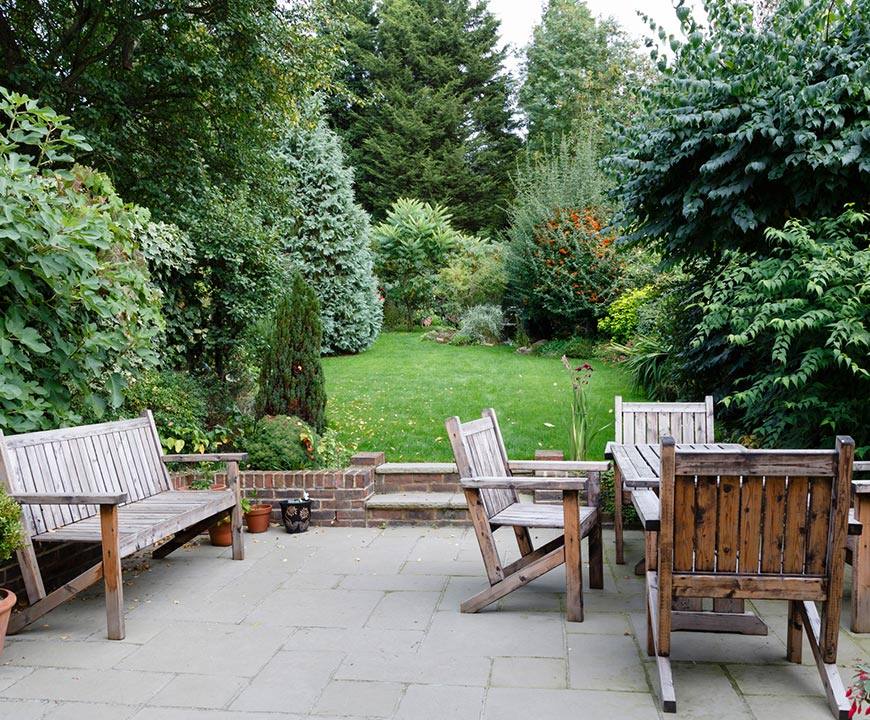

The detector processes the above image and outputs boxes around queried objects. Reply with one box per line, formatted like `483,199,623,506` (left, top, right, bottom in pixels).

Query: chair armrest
162,453,248,463
12,492,127,506
460,476,585,491
508,460,610,473
632,489,660,531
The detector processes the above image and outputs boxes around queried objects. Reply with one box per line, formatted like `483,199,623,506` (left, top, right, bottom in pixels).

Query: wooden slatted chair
446,409,604,622
636,436,856,717
613,396,715,566
0,412,246,640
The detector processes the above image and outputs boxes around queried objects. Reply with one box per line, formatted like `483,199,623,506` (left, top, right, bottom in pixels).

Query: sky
489,0,688,78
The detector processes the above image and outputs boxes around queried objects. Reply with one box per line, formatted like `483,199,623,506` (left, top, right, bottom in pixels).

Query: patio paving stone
0,526,865,719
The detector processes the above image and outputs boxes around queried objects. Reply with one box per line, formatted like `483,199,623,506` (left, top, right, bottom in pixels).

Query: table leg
852,494,870,633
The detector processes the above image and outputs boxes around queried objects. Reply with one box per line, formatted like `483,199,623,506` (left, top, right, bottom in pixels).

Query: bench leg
99,504,125,640
228,461,245,561
614,466,625,564
852,495,870,632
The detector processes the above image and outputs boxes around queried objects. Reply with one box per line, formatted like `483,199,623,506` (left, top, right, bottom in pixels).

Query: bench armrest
508,460,610,473
461,476,585,491
12,492,127,506
162,453,248,463
632,489,660,531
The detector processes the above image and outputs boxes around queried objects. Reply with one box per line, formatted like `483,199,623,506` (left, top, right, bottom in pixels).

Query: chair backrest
659,436,853,586
615,396,714,444
0,412,171,536
445,408,516,518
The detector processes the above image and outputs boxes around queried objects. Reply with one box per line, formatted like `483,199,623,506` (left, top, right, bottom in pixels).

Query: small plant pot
0,588,16,656
244,503,272,533
280,499,312,534
208,520,233,546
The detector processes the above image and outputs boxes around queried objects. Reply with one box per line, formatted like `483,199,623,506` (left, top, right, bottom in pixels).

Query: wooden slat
676,451,837,477
673,475,695,572
761,476,786,574
672,574,827,600
738,476,763,574
490,503,598,533
783,476,809,574
632,489,660,531
657,439,676,656
716,475,740,572
4,417,151,448
461,477,585,491
646,571,677,712
693,475,717,571
805,477,832,575
671,610,767,635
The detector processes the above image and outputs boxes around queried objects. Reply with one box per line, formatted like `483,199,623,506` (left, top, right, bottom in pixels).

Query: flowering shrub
510,207,622,338
848,664,870,718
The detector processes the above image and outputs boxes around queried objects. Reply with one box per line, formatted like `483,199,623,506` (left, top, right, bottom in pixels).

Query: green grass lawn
322,332,643,462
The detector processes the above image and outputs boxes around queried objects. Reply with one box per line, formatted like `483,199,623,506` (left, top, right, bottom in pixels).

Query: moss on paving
323,332,643,462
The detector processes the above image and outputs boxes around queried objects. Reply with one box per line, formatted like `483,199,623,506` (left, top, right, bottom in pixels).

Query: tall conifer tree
255,274,326,434
328,0,519,235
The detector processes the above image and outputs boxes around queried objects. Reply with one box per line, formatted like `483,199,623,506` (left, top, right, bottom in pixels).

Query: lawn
322,332,643,462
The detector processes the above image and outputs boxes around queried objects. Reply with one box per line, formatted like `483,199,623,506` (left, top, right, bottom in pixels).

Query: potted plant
0,488,23,655
207,500,250,547
243,491,272,533
279,492,312,534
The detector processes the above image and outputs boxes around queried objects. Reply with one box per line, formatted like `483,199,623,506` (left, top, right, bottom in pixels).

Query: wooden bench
0,412,246,640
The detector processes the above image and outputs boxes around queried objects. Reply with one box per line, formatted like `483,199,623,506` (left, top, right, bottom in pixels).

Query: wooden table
605,441,769,636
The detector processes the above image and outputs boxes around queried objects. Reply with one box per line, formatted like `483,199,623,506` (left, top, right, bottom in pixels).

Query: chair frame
637,436,856,717
446,409,606,622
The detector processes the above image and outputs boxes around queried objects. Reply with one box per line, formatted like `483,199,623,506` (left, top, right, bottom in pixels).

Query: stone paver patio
0,526,867,719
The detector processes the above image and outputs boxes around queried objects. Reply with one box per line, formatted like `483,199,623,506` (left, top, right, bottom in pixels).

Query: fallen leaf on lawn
543,422,554,428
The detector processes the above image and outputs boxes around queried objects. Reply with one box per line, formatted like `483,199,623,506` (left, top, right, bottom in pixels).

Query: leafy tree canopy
519,0,650,152
607,0,870,264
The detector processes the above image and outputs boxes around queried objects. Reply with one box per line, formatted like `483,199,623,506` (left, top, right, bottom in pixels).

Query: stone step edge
365,492,466,511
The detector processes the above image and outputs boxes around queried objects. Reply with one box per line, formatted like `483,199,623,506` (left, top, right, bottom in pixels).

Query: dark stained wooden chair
637,436,856,717
446,408,605,622
613,395,715,566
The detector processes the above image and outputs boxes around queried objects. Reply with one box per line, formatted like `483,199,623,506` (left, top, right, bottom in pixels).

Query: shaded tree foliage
327,0,520,235
607,0,870,265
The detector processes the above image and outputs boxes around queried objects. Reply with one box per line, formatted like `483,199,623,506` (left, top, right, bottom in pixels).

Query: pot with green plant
243,491,272,533
207,504,246,547
0,488,23,654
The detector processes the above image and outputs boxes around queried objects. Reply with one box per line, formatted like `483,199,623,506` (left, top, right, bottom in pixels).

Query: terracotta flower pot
280,499,312,534
244,503,272,533
208,521,233,547
0,588,16,656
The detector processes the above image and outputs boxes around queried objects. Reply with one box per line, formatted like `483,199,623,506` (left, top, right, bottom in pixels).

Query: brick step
365,492,469,526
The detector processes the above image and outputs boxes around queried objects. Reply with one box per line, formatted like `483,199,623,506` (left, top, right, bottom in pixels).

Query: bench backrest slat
1,415,171,534
615,396,714,445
